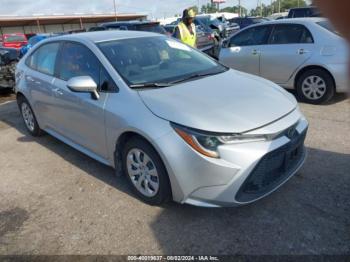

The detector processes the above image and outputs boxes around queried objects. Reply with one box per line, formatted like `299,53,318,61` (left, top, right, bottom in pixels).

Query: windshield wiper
129,82,172,89
169,70,225,85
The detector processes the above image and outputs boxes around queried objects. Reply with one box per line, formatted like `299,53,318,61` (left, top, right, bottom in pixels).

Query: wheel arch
114,130,177,200
294,65,336,90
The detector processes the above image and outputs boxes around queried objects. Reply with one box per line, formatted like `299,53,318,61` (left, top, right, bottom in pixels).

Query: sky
0,0,309,19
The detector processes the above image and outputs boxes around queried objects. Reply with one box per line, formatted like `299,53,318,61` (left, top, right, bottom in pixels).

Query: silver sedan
15,31,308,207
219,18,349,104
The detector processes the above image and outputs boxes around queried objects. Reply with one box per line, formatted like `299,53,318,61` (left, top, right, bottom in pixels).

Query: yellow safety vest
177,22,197,48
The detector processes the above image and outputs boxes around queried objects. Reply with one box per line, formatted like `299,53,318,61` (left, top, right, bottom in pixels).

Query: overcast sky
0,0,309,18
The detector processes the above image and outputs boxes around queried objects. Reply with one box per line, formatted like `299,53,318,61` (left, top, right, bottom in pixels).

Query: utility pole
238,0,241,17
113,0,117,21
260,0,263,17
271,0,273,15
278,0,281,13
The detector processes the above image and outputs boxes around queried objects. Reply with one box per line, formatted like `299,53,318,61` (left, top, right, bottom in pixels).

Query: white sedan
219,18,349,104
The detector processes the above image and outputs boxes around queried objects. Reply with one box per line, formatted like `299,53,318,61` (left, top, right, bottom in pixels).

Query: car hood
138,69,297,133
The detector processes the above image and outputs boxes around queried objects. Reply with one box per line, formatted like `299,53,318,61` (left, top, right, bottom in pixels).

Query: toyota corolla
15,31,308,207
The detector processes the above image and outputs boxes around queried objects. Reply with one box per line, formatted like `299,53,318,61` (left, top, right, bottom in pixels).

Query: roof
289,6,318,10
101,20,160,26
0,14,147,27
50,30,160,43
260,17,326,25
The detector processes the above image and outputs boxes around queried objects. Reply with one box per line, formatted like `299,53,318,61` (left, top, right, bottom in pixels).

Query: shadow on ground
0,101,349,254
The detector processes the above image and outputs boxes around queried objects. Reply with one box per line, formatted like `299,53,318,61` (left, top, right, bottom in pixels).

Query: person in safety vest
174,9,197,48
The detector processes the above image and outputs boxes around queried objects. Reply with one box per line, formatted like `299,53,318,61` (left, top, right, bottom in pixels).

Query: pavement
0,93,349,255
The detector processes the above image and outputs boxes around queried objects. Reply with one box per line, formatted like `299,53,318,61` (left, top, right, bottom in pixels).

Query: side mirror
67,76,100,100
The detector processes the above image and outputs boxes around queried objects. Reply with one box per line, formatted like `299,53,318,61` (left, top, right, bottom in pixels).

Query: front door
219,25,272,76
51,41,108,158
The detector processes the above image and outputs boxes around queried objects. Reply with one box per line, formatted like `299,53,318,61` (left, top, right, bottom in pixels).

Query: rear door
259,23,314,84
220,25,272,76
24,42,60,128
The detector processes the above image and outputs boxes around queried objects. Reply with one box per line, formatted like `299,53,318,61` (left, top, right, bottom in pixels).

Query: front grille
235,129,307,203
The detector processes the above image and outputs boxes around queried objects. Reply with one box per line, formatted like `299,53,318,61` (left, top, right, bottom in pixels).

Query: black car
89,21,167,35
287,7,321,18
0,47,19,90
229,17,269,29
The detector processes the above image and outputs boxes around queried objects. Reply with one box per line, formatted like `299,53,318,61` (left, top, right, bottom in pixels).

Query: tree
220,5,248,16
250,0,307,16
200,3,218,14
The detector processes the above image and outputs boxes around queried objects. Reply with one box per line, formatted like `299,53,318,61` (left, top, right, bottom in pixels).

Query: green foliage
199,0,307,16
250,0,307,16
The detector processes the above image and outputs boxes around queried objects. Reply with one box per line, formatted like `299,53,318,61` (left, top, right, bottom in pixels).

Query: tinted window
317,21,340,36
134,24,166,34
230,26,271,46
27,42,60,75
270,24,313,44
57,42,100,83
291,9,307,18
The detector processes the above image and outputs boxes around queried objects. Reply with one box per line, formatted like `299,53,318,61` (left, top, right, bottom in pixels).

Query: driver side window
230,26,271,47
56,42,100,84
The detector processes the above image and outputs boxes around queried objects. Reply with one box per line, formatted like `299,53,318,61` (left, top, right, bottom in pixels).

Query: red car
0,33,28,49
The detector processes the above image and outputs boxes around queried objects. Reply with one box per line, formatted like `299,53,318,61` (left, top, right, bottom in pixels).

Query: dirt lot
0,93,349,255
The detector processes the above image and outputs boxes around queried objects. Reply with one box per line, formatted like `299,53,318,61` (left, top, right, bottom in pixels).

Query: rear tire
296,69,335,104
17,96,43,136
122,137,171,205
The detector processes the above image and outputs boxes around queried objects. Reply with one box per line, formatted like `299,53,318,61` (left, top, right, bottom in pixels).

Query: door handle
252,49,260,55
53,88,64,96
298,49,310,55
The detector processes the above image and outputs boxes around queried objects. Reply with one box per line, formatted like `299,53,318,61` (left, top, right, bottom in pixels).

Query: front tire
17,96,43,136
296,69,335,104
122,137,171,205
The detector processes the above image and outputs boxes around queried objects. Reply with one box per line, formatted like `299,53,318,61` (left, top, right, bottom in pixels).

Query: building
0,13,147,34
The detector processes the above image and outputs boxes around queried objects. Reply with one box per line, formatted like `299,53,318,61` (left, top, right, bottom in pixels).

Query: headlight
171,123,267,158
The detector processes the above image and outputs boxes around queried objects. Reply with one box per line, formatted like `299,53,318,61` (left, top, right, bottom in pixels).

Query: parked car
20,34,48,57
0,33,28,49
229,17,269,29
16,31,308,207
287,7,321,18
219,18,348,104
195,15,229,38
0,48,18,90
216,15,240,36
89,21,167,35
165,21,220,59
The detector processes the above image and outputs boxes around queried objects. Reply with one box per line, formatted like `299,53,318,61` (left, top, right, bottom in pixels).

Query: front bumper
155,109,308,207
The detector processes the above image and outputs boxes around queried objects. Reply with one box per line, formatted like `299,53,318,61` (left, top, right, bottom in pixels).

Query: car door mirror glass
67,76,100,99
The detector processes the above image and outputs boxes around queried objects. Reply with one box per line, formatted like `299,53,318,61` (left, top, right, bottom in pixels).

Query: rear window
317,21,340,36
252,18,268,23
4,35,26,42
135,24,166,34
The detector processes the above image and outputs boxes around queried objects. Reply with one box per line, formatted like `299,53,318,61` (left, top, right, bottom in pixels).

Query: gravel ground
0,93,349,255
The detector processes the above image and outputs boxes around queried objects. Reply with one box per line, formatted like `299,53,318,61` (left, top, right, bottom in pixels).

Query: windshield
4,35,26,42
98,36,227,87
317,21,340,36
